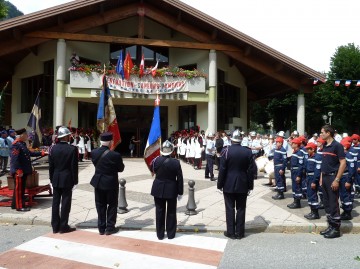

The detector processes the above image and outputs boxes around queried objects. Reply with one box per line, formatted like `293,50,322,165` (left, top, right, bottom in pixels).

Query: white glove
72,184,78,191
49,183,53,192
177,195,183,201
247,190,253,196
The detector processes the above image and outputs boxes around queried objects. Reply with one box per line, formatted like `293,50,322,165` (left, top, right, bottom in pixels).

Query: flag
123,52,134,80
334,80,340,87
68,118,72,129
345,80,351,87
97,76,121,150
116,50,124,79
313,79,318,85
357,80,360,87
151,60,159,77
144,96,161,172
27,92,42,148
139,53,145,78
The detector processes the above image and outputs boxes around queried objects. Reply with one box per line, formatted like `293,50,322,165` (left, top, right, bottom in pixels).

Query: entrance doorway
78,102,168,156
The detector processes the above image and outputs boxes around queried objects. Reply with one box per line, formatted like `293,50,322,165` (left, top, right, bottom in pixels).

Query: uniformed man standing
319,125,346,239
205,133,216,181
217,130,256,239
90,132,125,235
151,141,184,240
10,128,46,211
49,127,78,233
272,136,287,200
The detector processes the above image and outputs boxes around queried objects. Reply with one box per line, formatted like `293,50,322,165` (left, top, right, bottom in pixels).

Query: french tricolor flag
345,80,351,87
356,80,360,87
334,80,340,87
313,79,318,85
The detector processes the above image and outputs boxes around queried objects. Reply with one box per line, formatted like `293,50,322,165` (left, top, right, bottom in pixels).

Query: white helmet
249,131,256,137
231,129,242,143
277,131,285,137
207,132,215,138
160,140,174,156
57,126,71,138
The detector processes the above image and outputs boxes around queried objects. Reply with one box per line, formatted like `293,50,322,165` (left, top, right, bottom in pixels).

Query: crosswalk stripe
0,230,227,269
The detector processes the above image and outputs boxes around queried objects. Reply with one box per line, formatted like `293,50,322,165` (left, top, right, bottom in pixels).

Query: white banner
106,75,188,95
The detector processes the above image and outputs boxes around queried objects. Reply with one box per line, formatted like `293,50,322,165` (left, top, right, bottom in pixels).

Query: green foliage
0,1,23,21
0,0,7,19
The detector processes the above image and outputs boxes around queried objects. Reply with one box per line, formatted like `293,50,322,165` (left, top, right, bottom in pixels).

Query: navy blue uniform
315,150,324,205
10,139,42,210
49,141,78,233
290,149,304,200
151,155,183,240
304,154,319,209
217,144,256,238
300,146,309,196
273,146,287,192
91,146,125,234
350,144,360,194
339,151,356,212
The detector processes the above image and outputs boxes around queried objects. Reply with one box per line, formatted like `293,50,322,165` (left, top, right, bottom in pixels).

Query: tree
0,1,23,21
0,0,7,19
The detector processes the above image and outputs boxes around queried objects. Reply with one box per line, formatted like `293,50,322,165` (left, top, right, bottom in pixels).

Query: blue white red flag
357,80,360,87
27,92,42,148
139,53,145,78
334,80,340,87
116,50,124,79
97,75,121,150
313,79,318,85
345,80,351,87
144,96,161,172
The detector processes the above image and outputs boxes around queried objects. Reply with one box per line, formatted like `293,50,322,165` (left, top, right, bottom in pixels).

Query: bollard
185,180,197,215
117,178,129,214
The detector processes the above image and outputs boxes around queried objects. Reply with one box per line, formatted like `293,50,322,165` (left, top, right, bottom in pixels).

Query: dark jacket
49,142,78,188
217,143,255,193
90,146,125,190
10,139,42,175
151,155,184,199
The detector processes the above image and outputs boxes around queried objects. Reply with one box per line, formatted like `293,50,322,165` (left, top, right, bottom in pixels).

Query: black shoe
324,228,340,239
99,231,105,235
235,233,244,239
272,192,284,200
318,202,324,209
223,231,236,239
16,207,30,212
205,176,210,179
105,227,119,235
210,177,217,181
304,210,320,220
287,199,301,209
301,194,307,200
320,226,333,235
340,211,352,220
60,227,76,234
53,230,59,234
263,183,273,186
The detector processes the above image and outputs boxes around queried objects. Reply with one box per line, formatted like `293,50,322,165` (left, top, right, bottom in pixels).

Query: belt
291,167,299,170
275,164,283,167
322,172,336,176
307,172,314,176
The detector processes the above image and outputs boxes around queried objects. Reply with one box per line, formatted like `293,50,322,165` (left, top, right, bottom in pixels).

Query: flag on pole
116,50,124,79
139,53,145,78
123,52,134,80
144,95,161,172
345,80,351,87
334,80,340,87
151,60,159,77
313,79,318,85
27,91,42,148
356,80,360,87
97,75,121,150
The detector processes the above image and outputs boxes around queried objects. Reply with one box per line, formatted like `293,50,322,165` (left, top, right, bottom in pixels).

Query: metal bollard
117,178,129,214
185,180,197,215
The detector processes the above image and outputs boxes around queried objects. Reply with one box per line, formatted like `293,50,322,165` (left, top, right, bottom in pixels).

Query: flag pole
102,64,106,133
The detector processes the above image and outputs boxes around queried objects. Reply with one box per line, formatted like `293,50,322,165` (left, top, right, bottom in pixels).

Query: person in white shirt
308,133,318,144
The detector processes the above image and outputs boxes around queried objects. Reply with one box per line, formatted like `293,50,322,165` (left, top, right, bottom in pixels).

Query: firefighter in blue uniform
339,138,356,220
316,137,326,209
303,142,320,219
272,136,287,200
287,137,304,209
299,136,309,199
350,134,360,198
10,128,46,211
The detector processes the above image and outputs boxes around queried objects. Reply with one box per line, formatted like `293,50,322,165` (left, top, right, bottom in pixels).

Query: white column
55,39,66,126
208,50,217,133
297,92,305,135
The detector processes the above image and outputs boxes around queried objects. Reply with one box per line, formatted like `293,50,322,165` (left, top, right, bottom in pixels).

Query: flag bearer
287,137,304,209
303,142,320,219
272,136,287,200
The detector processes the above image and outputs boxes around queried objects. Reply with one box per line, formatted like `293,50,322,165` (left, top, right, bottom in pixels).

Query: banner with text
106,75,188,95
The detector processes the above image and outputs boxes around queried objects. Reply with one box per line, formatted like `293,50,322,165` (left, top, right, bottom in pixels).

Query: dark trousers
291,170,302,199
11,173,30,209
322,174,341,229
94,188,119,233
339,177,354,212
205,154,214,178
154,197,177,239
51,187,73,232
1,156,8,171
306,177,319,209
223,192,247,236
275,166,285,192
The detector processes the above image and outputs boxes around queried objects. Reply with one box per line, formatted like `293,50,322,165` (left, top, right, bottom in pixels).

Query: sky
8,0,360,73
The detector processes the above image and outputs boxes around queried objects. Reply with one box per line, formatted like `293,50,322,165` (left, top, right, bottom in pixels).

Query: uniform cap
207,132,215,138
291,138,302,145
292,130,299,136
305,142,317,150
57,126,71,138
15,128,26,135
277,131,285,137
100,132,113,141
299,135,306,142
249,131,256,137
313,133,318,137
340,138,351,150
160,140,174,156
275,137,283,143
351,134,360,140
8,129,15,134
316,137,326,144
231,129,242,142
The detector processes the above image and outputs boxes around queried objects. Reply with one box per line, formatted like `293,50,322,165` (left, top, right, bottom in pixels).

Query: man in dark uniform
217,129,256,239
151,140,184,240
319,125,346,239
90,132,125,235
10,128,46,211
49,126,78,234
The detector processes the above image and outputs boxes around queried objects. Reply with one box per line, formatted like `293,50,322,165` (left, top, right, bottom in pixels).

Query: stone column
55,39,66,126
297,92,305,135
208,50,217,133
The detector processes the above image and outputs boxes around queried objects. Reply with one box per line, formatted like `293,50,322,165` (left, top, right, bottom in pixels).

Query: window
179,105,197,130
